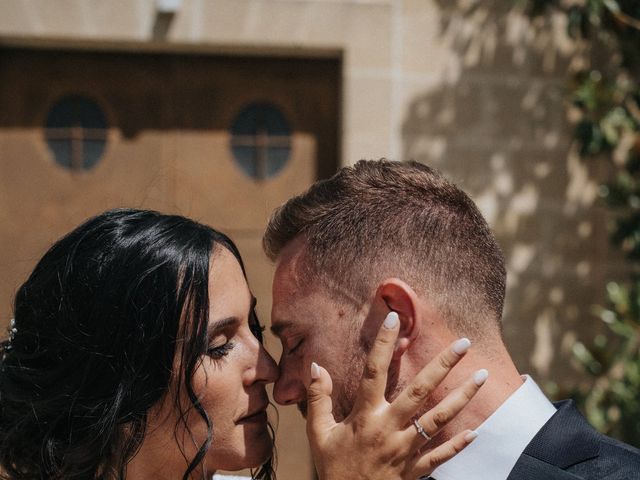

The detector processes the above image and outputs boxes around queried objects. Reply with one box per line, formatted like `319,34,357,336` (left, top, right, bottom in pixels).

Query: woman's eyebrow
208,316,239,334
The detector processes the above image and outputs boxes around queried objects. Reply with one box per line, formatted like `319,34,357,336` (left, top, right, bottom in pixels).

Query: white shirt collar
430,375,556,480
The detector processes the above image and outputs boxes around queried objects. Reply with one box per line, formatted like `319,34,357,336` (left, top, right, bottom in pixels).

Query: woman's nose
246,340,279,385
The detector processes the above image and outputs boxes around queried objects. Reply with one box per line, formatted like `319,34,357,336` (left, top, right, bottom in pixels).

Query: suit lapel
506,400,600,480
507,454,585,480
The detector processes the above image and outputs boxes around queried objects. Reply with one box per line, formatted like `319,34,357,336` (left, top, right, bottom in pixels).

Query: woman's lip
237,410,268,424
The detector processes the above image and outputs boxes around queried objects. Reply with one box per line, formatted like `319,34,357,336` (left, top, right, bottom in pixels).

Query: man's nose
273,366,306,406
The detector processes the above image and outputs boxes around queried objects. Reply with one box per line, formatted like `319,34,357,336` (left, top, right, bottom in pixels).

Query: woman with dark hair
0,209,482,480
0,209,277,480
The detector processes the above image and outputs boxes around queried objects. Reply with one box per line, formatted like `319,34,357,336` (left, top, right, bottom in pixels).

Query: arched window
45,95,108,171
230,103,291,180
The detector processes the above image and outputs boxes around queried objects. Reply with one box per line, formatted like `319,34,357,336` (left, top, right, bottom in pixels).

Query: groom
263,160,640,479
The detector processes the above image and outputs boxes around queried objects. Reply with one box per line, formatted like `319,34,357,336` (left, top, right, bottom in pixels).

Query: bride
0,209,480,480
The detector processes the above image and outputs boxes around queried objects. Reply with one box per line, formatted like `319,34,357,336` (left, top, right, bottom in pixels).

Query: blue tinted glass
231,103,290,136
232,146,258,178
267,146,290,177
230,103,291,179
83,140,106,169
47,140,72,169
45,95,107,170
46,95,107,129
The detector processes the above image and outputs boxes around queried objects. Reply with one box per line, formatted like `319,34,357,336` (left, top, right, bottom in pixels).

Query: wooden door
0,46,340,480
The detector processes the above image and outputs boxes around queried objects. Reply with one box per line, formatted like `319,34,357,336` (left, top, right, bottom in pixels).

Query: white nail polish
452,338,471,355
383,311,399,329
473,369,489,386
311,362,320,380
464,430,478,442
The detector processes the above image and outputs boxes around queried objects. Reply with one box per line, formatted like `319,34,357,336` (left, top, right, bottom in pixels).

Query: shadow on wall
402,1,625,393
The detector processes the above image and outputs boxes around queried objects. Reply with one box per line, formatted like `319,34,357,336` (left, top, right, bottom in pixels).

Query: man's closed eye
287,338,304,355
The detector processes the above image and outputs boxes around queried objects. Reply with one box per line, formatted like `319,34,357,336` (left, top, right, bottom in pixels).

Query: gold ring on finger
413,419,431,442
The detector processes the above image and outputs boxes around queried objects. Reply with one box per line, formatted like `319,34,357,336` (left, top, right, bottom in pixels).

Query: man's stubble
298,330,406,422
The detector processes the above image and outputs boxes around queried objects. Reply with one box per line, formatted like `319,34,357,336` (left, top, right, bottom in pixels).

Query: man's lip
237,403,269,423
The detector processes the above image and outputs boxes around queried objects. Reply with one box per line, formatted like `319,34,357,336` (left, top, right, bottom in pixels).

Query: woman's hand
306,312,486,480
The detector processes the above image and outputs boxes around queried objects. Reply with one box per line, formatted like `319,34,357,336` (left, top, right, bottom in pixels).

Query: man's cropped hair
263,159,506,336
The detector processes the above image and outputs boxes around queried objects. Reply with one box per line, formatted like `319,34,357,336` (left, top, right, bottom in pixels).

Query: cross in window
231,127,291,180
45,125,108,171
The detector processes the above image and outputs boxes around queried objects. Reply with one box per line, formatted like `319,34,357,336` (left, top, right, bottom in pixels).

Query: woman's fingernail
383,311,399,329
473,369,489,386
452,338,471,355
464,430,478,442
311,362,320,380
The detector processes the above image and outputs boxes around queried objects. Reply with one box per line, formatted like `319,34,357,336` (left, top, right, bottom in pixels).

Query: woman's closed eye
207,336,235,359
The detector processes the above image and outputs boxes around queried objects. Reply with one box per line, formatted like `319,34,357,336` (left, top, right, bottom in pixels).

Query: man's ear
373,278,420,358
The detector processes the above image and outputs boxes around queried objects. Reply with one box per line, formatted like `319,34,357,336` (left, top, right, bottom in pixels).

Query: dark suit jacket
506,400,640,479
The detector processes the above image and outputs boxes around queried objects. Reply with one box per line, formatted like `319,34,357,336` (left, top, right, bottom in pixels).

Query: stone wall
0,0,625,477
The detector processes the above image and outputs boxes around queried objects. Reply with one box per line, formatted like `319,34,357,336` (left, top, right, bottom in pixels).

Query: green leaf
603,0,621,14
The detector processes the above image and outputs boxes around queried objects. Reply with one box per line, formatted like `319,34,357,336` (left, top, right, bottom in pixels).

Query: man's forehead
271,250,345,338
273,238,361,303
272,238,318,310
271,237,367,334
273,237,309,285
270,269,318,336
271,242,313,335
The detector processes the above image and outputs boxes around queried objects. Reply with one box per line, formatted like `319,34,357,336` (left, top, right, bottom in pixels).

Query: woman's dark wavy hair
0,209,275,480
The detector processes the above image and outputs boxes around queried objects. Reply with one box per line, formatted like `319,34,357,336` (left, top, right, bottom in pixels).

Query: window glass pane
267,147,290,177
233,146,259,178
44,95,108,171
46,139,72,169
230,103,291,179
46,95,107,129
83,140,106,169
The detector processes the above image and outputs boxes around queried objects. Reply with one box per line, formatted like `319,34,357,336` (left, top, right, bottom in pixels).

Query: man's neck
406,340,524,447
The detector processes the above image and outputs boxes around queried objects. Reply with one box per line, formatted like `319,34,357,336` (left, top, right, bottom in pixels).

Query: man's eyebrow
270,320,296,337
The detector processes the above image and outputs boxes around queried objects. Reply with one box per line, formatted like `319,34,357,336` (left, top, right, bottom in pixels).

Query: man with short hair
264,159,640,479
